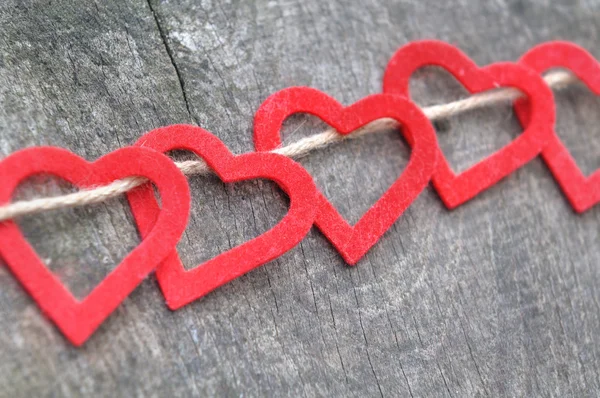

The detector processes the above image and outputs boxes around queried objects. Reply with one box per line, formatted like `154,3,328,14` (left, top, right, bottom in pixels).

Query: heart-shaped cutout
383,40,555,209
514,41,600,213
253,89,438,265
0,146,191,346
129,125,318,310
13,176,142,300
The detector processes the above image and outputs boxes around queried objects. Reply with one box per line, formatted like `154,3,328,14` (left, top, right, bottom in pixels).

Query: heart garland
0,40,597,346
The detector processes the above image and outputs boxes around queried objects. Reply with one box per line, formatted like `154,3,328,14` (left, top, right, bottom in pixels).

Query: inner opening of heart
279,114,411,224
166,150,289,269
409,67,525,173
13,174,141,300
551,71,600,176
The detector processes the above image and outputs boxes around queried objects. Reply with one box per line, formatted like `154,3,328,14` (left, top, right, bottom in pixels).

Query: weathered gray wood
1,0,599,396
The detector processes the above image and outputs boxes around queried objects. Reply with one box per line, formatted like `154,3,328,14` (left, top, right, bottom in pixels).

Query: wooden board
0,0,599,396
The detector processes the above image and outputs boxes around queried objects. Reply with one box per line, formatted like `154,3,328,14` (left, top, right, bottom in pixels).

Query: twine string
0,70,576,222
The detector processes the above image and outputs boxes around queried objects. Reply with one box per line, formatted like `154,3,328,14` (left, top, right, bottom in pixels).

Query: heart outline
514,41,600,213
128,124,318,310
253,89,438,265
383,40,556,209
0,146,191,346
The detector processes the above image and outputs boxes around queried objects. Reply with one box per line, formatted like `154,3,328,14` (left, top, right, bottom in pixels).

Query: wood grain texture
1,0,599,396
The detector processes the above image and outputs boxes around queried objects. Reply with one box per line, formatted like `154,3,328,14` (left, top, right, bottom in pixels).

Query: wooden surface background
1,0,599,396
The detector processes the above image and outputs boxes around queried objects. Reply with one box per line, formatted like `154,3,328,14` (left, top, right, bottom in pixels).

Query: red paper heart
514,41,600,213
383,40,555,209
0,146,190,346
128,125,318,310
253,89,438,265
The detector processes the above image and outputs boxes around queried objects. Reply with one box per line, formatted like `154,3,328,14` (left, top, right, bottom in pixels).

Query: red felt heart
128,125,318,310
0,146,190,346
253,89,438,265
514,41,600,213
383,40,556,209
